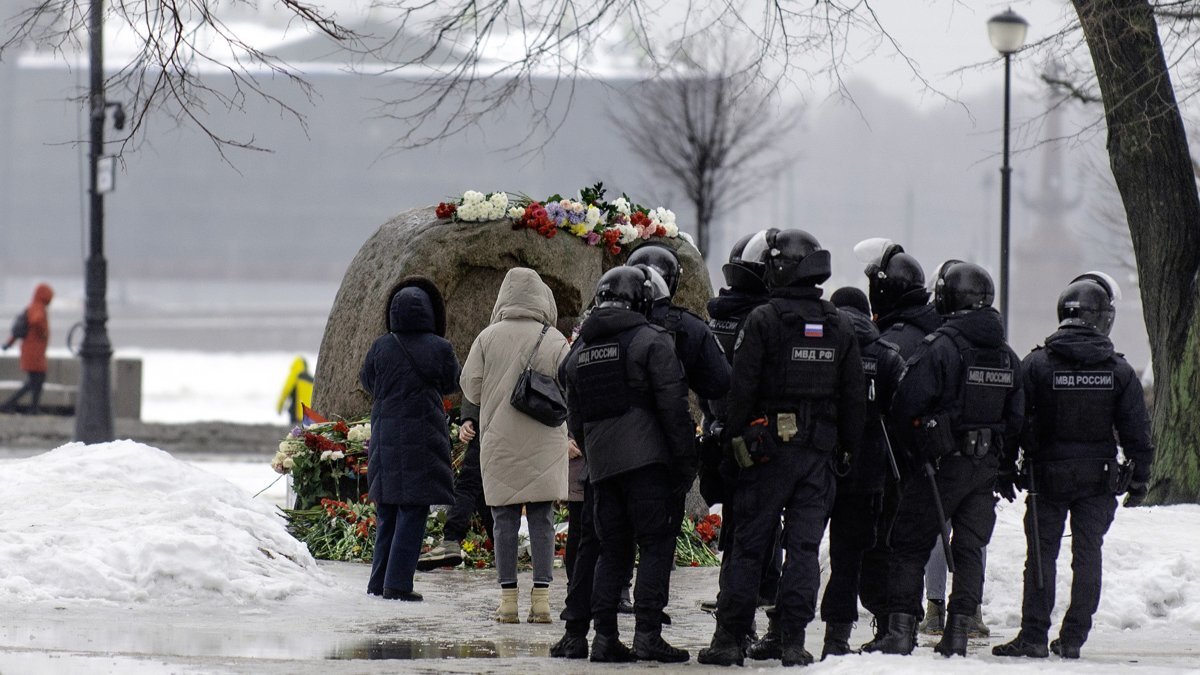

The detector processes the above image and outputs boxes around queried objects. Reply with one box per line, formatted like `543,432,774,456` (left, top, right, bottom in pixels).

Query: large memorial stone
313,206,714,419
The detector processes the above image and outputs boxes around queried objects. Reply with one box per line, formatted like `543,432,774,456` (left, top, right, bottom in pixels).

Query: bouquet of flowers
272,418,370,510
676,513,722,567
284,495,376,562
436,182,682,256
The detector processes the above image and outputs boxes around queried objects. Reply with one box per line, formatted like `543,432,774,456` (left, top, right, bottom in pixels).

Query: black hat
831,287,871,317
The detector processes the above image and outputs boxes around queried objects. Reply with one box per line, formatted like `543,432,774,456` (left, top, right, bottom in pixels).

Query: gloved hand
995,469,1018,502
673,456,699,496
1123,481,1148,508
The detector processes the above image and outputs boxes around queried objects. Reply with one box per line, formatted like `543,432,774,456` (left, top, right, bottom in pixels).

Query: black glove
1123,481,1148,508
995,469,1018,503
673,456,699,496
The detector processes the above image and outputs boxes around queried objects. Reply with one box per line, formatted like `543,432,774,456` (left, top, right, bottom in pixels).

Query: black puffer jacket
841,307,905,494
1019,326,1153,482
360,279,461,506
561,306,694,483
877,301,943,359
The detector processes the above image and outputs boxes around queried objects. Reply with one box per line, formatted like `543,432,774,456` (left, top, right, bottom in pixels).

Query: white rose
462,190,484,204
330,451,345,460
613,197,631,216
320,450,333,461
282,457,294,469
664,223,679,238
653,207,676,226
348,425,371,443
618,224,639,244
508,206,526,219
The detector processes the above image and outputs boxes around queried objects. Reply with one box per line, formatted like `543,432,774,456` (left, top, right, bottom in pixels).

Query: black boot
746,608,780,660
862,613,917,655
1050,638,1081,659
549,631,588,659
633,629,689,663
590,633,636,663
780,627,813,667
821,622,854,659
934,613,971,657
859,615,885,652
992,634,1049,658
698,624,745,667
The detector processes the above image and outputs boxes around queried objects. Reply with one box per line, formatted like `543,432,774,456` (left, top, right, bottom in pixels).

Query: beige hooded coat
462,268,570,507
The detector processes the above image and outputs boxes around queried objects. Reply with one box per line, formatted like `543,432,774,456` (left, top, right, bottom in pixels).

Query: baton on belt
1026,461,1045,590
879,417,901,482
924,461,955,574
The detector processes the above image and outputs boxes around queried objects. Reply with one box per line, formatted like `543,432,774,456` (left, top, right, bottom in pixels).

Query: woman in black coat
360,277,460,601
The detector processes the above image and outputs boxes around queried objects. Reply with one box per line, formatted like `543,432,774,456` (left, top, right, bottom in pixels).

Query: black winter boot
859,615,885,652
633,629,689,663
698,624,745,667
862,613,917,655
992,634,1049,658
821,622,854,659
934,613,971,657
590,633,636,663
780,627,813,667
746,608,780,660
1050,638,1081,659
549,631,588,659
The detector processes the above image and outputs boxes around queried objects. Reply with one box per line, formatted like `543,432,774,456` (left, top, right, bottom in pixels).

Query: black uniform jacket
877,301,943,359
842,308,905,494
562,306,696,483
1019,326,1153,483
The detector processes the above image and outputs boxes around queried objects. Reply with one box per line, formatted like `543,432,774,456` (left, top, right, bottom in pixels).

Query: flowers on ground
676,513,722,567
436,182,684,256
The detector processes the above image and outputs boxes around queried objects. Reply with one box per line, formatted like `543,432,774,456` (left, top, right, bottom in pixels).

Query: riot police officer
559,266,696,663
993,272,1154,660
701,231,783,649
818,287,905,659
852,239,944,645
867,261,1024,658
699,229,865,667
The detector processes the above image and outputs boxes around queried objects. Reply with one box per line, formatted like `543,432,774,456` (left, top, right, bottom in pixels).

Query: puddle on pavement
327,638,552,660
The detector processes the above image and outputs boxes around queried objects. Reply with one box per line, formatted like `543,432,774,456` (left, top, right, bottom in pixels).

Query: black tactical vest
933,326,1015,433
573,328,650,423
763,300,843,416
1038,349,1118,444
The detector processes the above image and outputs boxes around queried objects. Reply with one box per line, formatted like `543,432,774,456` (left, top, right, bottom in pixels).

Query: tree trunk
1073,0,1200,503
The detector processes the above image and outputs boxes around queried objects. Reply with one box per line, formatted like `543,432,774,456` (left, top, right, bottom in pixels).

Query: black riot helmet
721,229,774,292
626,244,682,297
932,260,995,316
594,266,655,315
854,238,929,315
765,229,831,288
1058,271,1120,335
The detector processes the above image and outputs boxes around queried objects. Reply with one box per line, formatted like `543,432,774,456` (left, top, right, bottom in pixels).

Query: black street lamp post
988,9,1029,331
77,0,121,443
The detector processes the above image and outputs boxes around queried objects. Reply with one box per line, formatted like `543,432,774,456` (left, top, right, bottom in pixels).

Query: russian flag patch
804,323,824,338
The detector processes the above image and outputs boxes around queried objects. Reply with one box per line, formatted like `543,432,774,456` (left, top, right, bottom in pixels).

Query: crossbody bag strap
391,332,433,387
523,324,550,371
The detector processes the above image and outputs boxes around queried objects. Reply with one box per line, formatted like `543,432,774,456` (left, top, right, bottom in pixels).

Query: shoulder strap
390,332,436,387
523,325,551,371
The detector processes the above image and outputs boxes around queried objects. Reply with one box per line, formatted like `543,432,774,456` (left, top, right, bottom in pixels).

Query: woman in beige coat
461,267,570,623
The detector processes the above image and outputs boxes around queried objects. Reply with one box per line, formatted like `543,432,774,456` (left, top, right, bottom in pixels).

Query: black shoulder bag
509,325,568,427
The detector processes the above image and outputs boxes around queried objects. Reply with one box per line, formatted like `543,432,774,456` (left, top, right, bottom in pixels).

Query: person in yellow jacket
278,356,314,425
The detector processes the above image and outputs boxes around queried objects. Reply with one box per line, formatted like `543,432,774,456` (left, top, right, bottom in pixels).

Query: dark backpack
10,310,28,340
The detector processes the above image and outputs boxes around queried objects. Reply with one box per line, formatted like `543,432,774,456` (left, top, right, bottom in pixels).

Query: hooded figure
1,283,53,414
460,267,570,623
359,277,460,601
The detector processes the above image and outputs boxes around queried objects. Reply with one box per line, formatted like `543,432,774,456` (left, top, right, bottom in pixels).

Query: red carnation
435,202,457,219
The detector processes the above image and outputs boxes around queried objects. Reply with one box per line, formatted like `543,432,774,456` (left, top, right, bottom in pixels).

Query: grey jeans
925,520,988,601
492,501,556,586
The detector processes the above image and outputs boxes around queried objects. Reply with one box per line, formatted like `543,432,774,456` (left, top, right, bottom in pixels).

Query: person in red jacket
2,283,53,415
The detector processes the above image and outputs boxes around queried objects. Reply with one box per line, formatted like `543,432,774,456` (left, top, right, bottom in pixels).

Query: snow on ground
0,441,326,605
126,349,317,425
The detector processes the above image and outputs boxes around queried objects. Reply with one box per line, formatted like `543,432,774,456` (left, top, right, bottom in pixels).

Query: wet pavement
3,559,1198,674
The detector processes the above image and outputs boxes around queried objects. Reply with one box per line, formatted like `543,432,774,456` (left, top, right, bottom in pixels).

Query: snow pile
980,501,1200,635
0,441,326,604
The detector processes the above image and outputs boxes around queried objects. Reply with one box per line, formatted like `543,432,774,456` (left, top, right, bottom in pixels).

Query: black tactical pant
592,464,676,637
886,454,998,618
716,482,783,607
717,446,835,638
820,489,883,623
858,475,905,619
442,438,494,543
1019,489,1117,646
